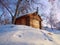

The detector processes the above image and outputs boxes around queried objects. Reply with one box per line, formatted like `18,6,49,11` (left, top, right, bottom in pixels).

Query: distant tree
0,10,5,25
48,0,58,30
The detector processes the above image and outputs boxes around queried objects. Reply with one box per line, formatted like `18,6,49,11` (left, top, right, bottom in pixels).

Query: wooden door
30,19,40,28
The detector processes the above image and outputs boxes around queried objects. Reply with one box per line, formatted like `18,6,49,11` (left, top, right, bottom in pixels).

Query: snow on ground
0,25,60,45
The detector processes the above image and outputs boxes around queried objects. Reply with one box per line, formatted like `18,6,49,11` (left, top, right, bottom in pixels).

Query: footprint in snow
41,31,53,41
10,26,14,28
18,35,22,37
18,33,24,38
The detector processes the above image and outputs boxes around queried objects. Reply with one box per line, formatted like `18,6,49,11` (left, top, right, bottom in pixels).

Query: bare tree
0,0,22,24
0,0,45,24
48,0,58,30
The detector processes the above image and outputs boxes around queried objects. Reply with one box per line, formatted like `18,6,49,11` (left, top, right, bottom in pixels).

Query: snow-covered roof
16,11,41,18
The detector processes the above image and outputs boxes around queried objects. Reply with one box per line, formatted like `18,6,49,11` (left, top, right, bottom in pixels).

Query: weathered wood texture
15,12,42,29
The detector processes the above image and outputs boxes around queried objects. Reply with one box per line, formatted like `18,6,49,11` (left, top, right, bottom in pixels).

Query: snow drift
0,25,60,45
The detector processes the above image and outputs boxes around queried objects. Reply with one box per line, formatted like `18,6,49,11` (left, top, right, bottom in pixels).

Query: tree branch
0,0,13,17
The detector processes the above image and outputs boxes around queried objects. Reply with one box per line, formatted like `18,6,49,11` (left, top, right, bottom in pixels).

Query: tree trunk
12,0,22,24
51,24,53,30
12,16,14,24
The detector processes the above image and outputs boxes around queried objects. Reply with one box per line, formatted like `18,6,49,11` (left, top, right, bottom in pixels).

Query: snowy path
0,25,60,45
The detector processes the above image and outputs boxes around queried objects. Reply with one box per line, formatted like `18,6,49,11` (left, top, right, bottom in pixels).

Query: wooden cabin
15,12,42,29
